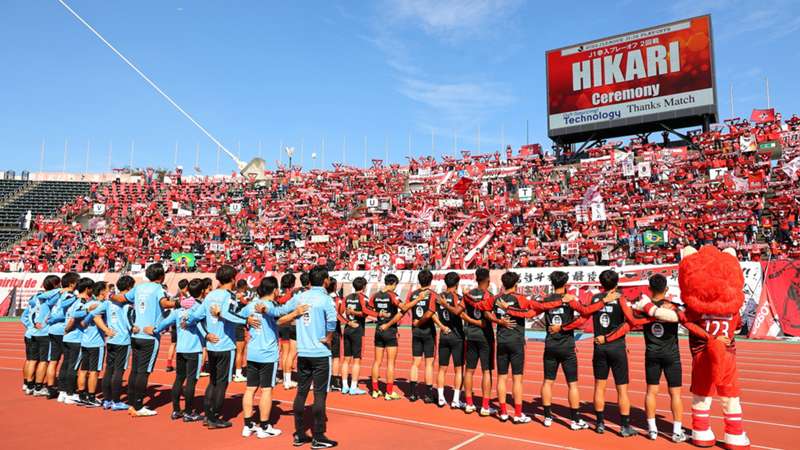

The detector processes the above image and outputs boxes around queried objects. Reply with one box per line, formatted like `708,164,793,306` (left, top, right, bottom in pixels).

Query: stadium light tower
285,146,296,170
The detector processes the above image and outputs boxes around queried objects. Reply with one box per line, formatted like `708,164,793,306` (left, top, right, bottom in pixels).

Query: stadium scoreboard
546,15,717,143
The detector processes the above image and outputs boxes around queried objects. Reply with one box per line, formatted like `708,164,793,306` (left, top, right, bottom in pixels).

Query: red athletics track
0,322,797,450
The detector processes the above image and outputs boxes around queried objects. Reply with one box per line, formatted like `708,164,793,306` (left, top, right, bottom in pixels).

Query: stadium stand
0,114,798,274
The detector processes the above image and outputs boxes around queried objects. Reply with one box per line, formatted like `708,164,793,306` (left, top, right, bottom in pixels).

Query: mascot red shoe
635,246,750,450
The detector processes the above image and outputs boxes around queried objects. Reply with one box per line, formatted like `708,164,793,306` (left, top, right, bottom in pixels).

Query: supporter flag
451,177,473,196
782,156,800,181
465,162,486,178
171,252,196,268
750,108,776,124
738,134,757,152
748,282,782,339
643,230,667,246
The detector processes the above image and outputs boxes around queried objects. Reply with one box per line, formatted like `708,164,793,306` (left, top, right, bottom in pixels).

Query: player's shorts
330,329,341,359
496,339,525,375
130,338,159,373
374,326,398,348
246,361,277,388
170,326,178,344
235,324,246,343
465,338,495,371
343,328,363,358
279,324,296,341
412,329,435,358
645,352,682,388
690,350,739,397
79,346,104,372
48,334,64,362
24,337,36,361
30,336,51,362
438,334,464,367
543,345,578,383
592,340,629,385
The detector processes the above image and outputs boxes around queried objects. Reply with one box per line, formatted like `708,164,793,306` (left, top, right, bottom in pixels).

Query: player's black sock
244,416,253,427
570,408,579,421
621,415,630,427
410,381,417,394
426,384,433,395
595,410,605,424
260,420,270,430
34,383,42,390
543,405,552,418
26,381,35,390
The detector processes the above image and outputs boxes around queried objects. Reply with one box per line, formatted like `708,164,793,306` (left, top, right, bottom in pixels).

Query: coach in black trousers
291,266,339,448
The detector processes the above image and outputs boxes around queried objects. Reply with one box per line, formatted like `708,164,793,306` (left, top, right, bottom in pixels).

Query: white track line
448,432,484,450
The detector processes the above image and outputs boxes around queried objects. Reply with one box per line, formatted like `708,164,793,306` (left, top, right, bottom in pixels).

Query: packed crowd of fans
2,113,799,274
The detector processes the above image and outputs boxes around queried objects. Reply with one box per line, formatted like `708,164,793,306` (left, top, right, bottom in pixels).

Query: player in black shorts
327,277,345,391
233,279,252,383
532,271,600,430
498,273,567,424
166,279,189,373
340,277,369,396
366,274,404,401
405,270,440,404
435,272,465,409
461,268,496,416
277,273,298,389
619,274,687,442
580,270,635,436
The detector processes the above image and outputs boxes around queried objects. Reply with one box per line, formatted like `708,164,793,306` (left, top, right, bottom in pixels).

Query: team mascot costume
635,246,749,449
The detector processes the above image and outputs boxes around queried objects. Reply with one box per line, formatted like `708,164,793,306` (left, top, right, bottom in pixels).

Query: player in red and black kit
340,276,369,396
491,271,563,424
434,272,465,409
405,270,441,404
365,274,404,401
533,271,603,430
617,274,687,442
277,273,298,389
578,270,635,437
461,268,496,416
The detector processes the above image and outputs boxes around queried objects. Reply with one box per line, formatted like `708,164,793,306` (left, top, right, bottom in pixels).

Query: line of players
20,264,691,443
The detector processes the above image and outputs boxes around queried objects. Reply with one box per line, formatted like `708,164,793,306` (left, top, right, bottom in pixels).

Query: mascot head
678,246,744,316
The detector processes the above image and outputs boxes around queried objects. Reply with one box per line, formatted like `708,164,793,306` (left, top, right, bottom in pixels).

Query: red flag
748,280,781,339
452,177,473,196
750,108,775,124
465,162,486,178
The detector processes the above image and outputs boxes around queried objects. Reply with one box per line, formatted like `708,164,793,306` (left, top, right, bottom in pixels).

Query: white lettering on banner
551,88,714,130
591,84,660,106
572,42,680,91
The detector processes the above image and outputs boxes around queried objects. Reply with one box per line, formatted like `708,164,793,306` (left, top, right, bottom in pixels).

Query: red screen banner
546,16,715,135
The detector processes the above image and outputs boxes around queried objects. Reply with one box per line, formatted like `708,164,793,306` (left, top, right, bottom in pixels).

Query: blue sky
1,0,798,174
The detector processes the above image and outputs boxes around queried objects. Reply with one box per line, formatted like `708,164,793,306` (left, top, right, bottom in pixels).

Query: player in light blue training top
154,278,208,422
238,276,308,439
83,275,136,411
46,272,80,400
111,263,170,417
61,277,94,405
185,265,245,429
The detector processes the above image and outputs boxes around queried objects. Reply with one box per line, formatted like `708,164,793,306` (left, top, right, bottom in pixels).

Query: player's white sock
437,387,444,401
673,421,682,433
647,418,657,432
236,369,243,377
453,390,460,403
284,373,291,385
342,379,349,391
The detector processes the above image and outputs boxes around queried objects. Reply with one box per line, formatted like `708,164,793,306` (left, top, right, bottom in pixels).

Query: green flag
643,230,668,246
171,252,196,268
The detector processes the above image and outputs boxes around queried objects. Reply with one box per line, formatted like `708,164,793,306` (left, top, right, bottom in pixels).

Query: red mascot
635,246,750,449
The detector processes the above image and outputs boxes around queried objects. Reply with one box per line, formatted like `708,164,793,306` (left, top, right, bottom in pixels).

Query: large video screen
546,15,717,143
